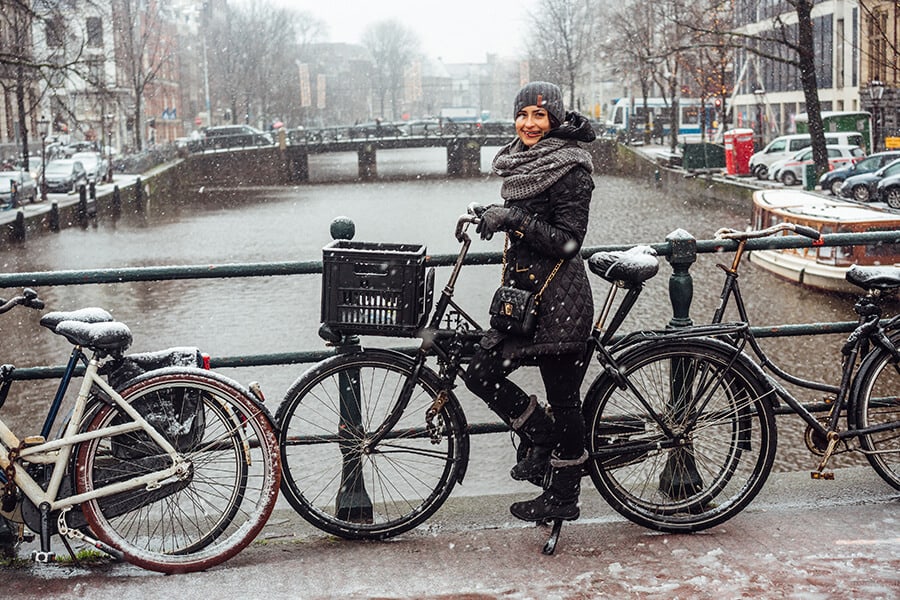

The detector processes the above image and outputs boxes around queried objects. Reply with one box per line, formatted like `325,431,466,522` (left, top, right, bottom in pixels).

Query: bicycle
713,222,900,488
276,213,778,553
0,289,281,573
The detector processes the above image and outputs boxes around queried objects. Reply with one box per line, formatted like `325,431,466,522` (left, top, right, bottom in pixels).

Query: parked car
749,131,865,180
203,125,274,149
841,158,900,202
347,121,406,138
63,141,98,157
71,151,110,183
480,119,517,136
0,170,38,206
875,172,900,209
818,150,900,195
43,159,87,193
769,144,864,186
403,118,442,137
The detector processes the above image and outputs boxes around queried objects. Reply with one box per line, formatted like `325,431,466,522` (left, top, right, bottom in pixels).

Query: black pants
465,345,585,459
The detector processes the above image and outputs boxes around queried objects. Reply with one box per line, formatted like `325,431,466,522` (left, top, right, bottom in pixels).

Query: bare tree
527,0,606,111
0,0,87,166
115,0,176,151
361,20,419,121
668,0,830,174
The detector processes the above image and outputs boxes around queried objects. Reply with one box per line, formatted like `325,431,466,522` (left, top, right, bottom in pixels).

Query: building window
46,18,65,48
86,17,103,47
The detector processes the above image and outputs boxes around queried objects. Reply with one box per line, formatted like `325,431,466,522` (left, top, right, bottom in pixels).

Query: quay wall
2,141,755,248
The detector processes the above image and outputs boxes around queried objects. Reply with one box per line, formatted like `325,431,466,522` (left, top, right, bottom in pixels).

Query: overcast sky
272,0,531,64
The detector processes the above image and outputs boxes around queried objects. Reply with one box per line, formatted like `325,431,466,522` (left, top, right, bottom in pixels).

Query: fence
2,227,899,422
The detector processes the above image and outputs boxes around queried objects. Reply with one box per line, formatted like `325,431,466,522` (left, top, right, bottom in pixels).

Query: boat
748,189,900,293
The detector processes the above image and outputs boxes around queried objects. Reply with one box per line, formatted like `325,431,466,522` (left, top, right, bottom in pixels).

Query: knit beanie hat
513,81,565,127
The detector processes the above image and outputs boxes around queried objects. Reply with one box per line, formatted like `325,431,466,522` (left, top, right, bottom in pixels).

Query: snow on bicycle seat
52,320,133,352
846,265,900,293
40,307,113,330
588,245,659,287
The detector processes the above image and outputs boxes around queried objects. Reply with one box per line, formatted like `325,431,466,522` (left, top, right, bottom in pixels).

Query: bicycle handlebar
715,222,821,242
456,213,479,243
0,288,45,315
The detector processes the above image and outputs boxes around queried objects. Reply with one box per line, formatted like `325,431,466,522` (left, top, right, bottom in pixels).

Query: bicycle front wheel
583,339,777,533
76,370,281,574
275,348,468,540
852,340,900,490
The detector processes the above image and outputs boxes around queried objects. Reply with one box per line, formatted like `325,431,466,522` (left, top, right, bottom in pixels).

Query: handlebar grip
793,225,821,240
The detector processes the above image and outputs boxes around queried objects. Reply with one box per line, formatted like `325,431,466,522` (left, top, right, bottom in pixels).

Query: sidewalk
2,467,897,599
0,175,138,227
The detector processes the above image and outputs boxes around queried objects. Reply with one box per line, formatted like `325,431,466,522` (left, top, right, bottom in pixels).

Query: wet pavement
1,467,897,599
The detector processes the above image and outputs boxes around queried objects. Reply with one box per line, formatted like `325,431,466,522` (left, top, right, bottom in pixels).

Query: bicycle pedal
23,435,45,446
810,471,834,480
31,550,55,563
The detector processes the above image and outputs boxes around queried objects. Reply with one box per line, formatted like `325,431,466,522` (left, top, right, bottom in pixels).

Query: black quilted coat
483,138,595,360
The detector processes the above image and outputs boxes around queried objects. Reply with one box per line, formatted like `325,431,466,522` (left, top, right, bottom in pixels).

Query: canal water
0,147,866,497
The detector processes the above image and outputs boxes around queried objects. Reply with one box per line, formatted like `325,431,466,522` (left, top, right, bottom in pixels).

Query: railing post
329,216,374,522
660,228,703,498
665,228,696,329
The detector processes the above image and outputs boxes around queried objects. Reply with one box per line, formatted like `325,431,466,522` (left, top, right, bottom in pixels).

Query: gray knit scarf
492,137,593,201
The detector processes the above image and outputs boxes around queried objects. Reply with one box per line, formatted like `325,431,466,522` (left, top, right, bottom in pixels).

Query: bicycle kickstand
542,519,564,555
57,510,125,563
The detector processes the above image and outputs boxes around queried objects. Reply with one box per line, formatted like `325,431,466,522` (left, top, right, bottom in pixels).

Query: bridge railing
2,228,899,419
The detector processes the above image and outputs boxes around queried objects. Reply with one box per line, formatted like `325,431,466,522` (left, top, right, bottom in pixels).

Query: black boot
509,451,587,523
509,396,554,484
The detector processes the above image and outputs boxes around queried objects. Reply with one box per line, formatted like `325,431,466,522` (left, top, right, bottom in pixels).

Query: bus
794,111,872,153
603,97,716,140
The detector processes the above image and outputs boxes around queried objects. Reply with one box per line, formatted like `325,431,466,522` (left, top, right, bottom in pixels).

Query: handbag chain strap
500,234,563,302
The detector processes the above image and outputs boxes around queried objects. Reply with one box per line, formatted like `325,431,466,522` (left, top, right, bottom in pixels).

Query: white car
0,170,38,205
70,151,109,183
769,144,865,186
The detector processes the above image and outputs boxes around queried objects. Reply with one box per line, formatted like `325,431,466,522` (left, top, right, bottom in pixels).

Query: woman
466,81,596,523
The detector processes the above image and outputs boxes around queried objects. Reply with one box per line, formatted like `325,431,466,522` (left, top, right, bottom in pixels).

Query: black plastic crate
321,240,430,336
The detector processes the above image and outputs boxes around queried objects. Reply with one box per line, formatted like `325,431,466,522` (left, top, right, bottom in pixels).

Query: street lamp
753,88,766,151
103,113,115,183
868,80,885,153
37,116,50,202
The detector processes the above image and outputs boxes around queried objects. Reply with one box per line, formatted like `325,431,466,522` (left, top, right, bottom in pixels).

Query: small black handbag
488,235,562,336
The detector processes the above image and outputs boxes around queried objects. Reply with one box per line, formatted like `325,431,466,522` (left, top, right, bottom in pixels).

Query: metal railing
3,228,899,421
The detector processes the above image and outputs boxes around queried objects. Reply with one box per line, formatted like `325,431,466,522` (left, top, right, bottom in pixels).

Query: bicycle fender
116,367,279,430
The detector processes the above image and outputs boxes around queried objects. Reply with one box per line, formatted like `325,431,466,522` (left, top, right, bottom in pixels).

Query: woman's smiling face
515,105,552,147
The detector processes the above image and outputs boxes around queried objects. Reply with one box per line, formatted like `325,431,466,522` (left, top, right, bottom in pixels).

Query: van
750,132,865,179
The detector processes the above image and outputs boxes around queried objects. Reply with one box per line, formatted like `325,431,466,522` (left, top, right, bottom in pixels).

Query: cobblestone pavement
1,467,898,599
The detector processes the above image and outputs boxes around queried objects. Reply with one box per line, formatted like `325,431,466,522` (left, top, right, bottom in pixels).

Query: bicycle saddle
52,320,133,352
588,245,659,287
40,307,113,330
846,265,900,293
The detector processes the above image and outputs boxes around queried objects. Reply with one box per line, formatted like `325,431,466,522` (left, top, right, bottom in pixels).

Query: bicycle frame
0,345,185,516
712,232,900,460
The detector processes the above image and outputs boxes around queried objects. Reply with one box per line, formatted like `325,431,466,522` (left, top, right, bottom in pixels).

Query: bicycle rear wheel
76,370,280,574
852,340,900,490
583,339,777,533
275,348,468,540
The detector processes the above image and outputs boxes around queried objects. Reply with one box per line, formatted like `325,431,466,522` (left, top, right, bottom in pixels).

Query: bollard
77,184,88,223
328,216,374,522
10,180,18,209
12,209,25,241
659,227,703,498
111,185,121,218
49,201,60,232
134,177,144,212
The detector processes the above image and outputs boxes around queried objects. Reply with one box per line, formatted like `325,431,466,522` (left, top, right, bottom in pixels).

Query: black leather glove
476,206,512,240
467,202,488,217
